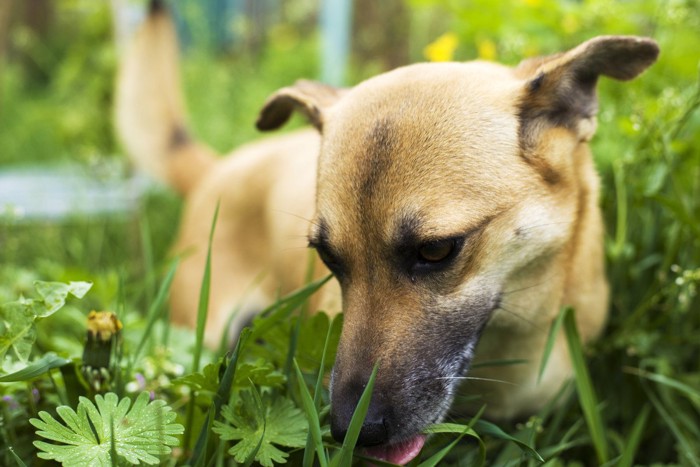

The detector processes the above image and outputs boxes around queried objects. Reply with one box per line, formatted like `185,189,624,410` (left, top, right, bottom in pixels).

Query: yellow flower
477,38,497,61
424,32,459,62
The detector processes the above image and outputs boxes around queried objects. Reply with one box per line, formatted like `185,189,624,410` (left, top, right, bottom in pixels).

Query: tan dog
116,2,658,464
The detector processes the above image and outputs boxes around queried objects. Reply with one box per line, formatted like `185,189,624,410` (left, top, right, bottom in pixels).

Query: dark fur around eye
311,243,346,277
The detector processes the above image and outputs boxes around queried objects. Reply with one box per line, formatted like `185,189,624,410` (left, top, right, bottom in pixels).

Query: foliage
30,392,183,466
212,391,307,466
0,0,698,465
0,281,91,371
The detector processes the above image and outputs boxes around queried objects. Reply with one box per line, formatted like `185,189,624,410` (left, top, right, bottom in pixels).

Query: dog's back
115,2,330,346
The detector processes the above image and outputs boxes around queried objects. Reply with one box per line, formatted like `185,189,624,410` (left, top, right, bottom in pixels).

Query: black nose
331,393,390,446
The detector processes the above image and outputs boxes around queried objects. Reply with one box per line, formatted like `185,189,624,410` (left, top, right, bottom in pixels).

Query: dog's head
258,36,658,463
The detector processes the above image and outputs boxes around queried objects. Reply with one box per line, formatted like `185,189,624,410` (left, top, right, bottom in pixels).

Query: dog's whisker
494,303,546,332
279,246,317,254
271,209,320,227
515,220,571,233
436,376,519,386
501,276,554,295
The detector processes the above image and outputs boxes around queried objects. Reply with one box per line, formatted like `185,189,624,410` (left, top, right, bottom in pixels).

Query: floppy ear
256,79,346,132
517,36,659,144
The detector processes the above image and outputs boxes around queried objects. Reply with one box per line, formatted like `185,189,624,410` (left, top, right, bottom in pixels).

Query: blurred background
0,0,698,463
2,0,697,290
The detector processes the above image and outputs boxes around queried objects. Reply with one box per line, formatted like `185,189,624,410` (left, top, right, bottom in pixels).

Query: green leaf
424,422,479,437
174,360,222,393
0,352,71,382
30,392,184,466
34,281,93,317
234,361,286,388
212,390,307,467
176,359,285,393
0,280,91,369
0,298,39,366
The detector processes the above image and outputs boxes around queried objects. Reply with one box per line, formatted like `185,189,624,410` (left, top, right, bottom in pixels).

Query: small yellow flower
524,0,543,7
87,310,123,341
424,32,459,62
477,38,497,61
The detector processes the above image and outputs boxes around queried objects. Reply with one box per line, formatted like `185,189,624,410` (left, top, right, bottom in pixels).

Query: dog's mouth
363,434,427,465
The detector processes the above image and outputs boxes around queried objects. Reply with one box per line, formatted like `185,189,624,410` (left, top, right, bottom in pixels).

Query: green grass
1,0,699,465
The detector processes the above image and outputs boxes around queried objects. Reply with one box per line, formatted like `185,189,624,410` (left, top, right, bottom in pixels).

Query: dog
116,2,658,464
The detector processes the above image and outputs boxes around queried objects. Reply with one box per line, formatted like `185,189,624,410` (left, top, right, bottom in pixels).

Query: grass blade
473,420,543,462
215,329,250,415
8,446,28,467
130,258,179,366
302,315,337,467
284,250,317,378
139,206,156,308
295,359,328,467
562,307,608,464
193,201,220,373
417,427,480,467
191,407,214,467
617,405,650,467
624,366,700,403
330,363,380,467
188,329,250,465
645,385,700,467
537,306,566,384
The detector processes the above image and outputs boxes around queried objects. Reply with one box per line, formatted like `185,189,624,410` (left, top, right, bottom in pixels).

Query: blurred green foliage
0,1,116,166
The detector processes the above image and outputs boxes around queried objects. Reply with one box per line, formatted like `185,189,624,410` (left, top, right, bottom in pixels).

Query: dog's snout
357,414,389,447
330,380,390,446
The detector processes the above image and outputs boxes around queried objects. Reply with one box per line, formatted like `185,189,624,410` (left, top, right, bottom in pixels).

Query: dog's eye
417,239,456,263
313,244,345,276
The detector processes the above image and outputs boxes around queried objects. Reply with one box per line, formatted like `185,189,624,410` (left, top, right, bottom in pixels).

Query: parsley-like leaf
176,359,285,393
213,390,307,467
30,392,184,466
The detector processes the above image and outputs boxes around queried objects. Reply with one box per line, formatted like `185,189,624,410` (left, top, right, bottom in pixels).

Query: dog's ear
517,36,659,144
256,80,345,132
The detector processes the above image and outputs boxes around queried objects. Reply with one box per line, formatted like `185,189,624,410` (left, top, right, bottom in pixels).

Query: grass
1,0,699,465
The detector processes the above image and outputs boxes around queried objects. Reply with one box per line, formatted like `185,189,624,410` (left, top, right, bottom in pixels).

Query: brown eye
418,239,455,263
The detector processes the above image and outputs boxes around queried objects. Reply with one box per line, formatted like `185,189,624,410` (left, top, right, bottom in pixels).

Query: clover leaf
30,392,184,466
213,390,307,466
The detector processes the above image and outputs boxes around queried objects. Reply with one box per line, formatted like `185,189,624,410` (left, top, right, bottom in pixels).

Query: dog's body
117,4,658,464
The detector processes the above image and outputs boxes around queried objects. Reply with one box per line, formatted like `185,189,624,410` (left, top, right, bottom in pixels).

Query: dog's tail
115,0,217,194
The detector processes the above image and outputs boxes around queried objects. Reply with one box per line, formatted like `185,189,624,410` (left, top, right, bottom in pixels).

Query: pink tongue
363,434,427,465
